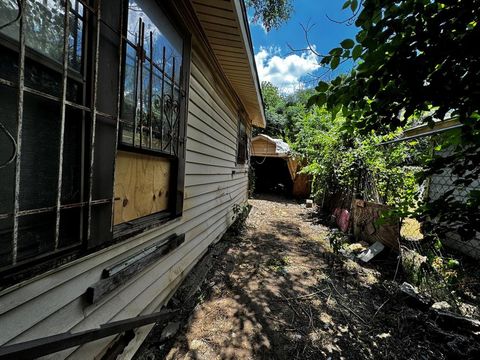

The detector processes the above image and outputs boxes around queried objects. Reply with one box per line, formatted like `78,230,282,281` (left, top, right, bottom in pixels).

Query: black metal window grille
0,0,95,273
0,0,188,282
120,0,185,157
0,0,85,72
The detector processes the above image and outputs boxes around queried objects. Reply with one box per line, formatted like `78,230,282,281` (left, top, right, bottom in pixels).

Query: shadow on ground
134,195,479,360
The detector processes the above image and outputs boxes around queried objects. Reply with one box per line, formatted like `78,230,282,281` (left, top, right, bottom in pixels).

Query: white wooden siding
0,49,250,360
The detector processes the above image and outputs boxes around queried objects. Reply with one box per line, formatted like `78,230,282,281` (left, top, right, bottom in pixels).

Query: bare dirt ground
135,195,479,360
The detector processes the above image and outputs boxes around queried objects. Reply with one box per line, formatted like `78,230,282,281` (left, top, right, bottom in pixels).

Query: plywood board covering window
114,151,171,225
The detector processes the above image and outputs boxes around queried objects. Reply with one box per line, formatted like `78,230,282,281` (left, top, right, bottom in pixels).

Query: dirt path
135,195,477,360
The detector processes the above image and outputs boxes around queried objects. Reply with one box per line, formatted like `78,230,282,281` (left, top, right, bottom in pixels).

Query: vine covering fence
319,124,480,259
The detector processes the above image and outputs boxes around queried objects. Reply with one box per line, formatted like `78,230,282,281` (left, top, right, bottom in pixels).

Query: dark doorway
251,157,293,195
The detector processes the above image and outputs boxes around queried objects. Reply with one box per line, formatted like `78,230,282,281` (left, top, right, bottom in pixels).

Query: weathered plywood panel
113,151,171,225
292,173,311,199
252,138,276,157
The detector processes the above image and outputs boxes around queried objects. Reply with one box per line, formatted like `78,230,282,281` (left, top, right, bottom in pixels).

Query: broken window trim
87,233,185,304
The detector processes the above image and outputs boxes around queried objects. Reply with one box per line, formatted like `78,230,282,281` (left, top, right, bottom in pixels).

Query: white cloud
254,46,320,94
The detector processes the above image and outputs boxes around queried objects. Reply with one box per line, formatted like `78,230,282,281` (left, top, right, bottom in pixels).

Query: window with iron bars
0,0,189,286
120,0,184,156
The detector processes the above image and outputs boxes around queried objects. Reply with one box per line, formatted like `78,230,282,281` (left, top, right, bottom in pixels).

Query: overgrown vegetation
294,109,427,209
309,0,480,242
260,81,424,215
251,0,479,317
257,0,479,247
231,203,251,235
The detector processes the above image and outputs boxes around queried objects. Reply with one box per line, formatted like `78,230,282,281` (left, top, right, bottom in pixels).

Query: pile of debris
327,229,480,358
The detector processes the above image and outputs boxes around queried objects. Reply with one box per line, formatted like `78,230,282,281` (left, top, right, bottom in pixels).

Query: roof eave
190,0,266,129
232,0,266,128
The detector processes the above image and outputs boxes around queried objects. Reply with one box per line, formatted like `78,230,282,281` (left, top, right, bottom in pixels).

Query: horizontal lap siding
0,49,249,360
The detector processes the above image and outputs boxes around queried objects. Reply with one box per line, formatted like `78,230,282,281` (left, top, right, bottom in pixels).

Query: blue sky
249,1,359,93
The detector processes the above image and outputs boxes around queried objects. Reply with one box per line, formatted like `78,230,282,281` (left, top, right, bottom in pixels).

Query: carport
251,134,310,198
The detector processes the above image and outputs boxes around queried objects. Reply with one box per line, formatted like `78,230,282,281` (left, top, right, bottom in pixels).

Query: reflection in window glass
0,0,84,72
121,0,184,155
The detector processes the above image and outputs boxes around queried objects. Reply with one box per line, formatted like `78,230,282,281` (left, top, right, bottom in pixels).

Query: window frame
0,0,90,282
0,0,191,287
113,0,191,237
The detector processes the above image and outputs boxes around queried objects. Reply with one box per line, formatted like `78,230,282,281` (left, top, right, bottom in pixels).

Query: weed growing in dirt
328,229,348,254
402,239,464,306
230,203,251,235
265,256,290,274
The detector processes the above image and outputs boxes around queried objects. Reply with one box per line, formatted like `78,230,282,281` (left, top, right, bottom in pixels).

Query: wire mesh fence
377,129,480,259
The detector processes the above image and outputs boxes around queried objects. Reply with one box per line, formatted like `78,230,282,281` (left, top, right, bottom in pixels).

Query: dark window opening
237,117,248,164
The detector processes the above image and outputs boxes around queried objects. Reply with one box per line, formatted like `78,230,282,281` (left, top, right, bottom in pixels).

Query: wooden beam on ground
0,309,178,360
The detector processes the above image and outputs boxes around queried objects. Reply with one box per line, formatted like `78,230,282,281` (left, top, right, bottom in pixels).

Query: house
251,134,310,197
0,0,265,358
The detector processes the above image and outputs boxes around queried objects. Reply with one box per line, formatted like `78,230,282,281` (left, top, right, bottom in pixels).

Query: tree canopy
245,0,294,31
308,0,480,241
258,81,315,141
311,0,480,133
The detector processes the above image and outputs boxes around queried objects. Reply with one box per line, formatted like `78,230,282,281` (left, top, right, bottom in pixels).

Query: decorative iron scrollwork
163,93,180,156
